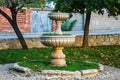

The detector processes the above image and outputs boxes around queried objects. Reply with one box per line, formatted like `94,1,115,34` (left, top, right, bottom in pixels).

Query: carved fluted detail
48,13,70,21
41,36,75,47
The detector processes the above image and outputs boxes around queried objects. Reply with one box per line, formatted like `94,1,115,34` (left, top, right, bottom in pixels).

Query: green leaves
118,0,120,3
0,0,47,8
103,0,120,16
54,0,120,16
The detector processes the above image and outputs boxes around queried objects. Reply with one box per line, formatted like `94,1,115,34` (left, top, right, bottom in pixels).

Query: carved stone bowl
48,12,70,21
40,36,75,47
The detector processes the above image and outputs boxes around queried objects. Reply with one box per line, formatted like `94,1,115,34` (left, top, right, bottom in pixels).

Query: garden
0,1,120,79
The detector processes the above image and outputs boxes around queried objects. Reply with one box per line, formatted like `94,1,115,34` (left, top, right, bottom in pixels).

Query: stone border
11,62,104,78
12,63,31,72
40,62,104,78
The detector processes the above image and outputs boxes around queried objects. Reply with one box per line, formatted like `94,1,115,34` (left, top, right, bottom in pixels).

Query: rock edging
11,62,104,78
12,63,31,73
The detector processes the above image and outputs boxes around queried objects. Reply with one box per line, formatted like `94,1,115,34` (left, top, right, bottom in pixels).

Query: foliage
54,0,120,16
0,0,56,8
61,19,77,31
0,0,47,8
0,45,120,70
25,0,46,8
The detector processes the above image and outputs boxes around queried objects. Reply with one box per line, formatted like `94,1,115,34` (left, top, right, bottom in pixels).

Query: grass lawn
0,45,120,71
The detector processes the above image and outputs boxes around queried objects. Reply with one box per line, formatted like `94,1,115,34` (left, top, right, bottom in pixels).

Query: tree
0,0,29,49
0,0,46,49
54,0,120,48
82,0,120,48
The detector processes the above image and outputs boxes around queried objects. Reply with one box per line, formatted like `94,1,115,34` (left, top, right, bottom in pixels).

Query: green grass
19,60,99,71
42,33,71,36
0,45,120,71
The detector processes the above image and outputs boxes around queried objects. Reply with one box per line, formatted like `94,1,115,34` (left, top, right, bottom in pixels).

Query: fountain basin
40,36,75,47
40,35,75,66
48,12,70,21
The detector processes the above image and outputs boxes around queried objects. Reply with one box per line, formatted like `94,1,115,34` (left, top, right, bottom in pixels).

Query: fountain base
51,47,66,66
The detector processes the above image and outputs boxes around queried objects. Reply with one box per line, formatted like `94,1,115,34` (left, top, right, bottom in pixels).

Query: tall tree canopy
54,0,120,48
54,0,120,15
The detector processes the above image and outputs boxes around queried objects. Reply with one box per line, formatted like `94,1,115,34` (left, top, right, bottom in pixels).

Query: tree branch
0,9,13,25
16,4,24,13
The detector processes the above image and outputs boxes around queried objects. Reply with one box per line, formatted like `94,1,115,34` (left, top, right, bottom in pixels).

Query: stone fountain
40,12,75,66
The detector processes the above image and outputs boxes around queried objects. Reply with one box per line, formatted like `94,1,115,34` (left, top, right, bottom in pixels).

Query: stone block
88,36,97,46
74,71,81,77
81,69,98,77
73,36,83,46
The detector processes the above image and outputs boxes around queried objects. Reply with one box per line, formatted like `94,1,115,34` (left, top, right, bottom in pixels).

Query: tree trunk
11,21,28,49
11,8,28,49
82,12,91,48
0,8,28,49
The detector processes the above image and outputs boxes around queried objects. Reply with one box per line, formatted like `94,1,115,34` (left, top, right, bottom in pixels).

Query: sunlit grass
19,60,99,71
0,45,120,71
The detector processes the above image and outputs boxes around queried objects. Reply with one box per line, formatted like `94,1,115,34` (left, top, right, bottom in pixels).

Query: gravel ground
0,63,120,80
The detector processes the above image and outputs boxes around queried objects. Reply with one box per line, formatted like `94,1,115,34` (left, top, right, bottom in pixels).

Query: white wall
90,13,120,31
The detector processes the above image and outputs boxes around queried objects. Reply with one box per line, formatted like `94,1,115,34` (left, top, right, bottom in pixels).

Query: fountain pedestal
55,21,63,34
51,47,66,66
